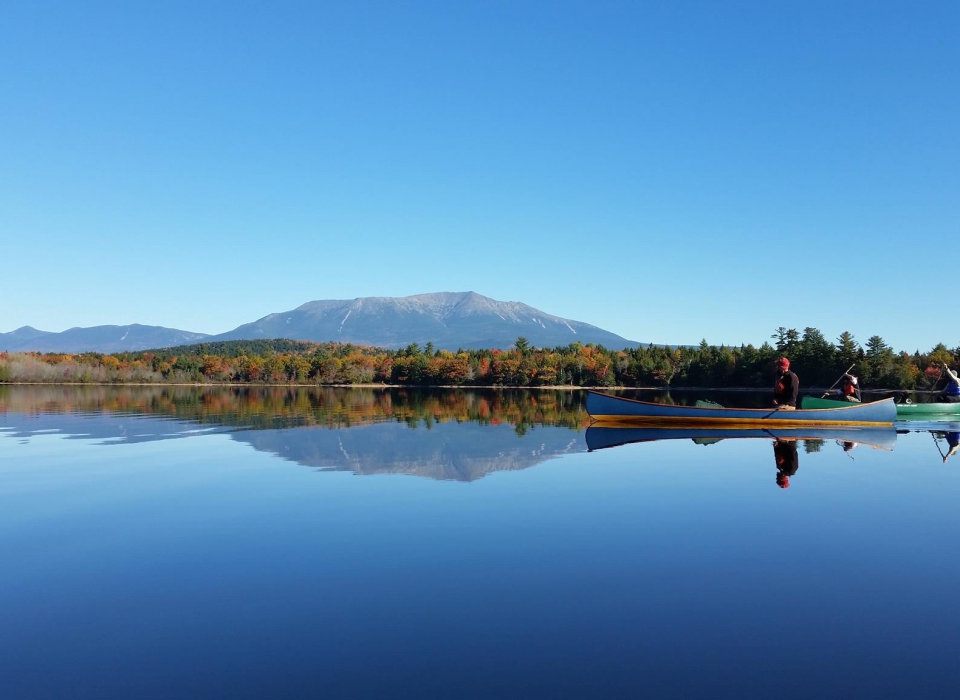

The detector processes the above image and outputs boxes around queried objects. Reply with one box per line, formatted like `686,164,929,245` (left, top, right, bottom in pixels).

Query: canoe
586,425,898,452
800,396,863,410
894,401,960,418
585,391,897,427
801,395,960,418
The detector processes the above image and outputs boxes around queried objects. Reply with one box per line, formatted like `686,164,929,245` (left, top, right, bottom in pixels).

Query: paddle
821,363,856,398
931,366,944,391
760,404,787,419
932,432,946,461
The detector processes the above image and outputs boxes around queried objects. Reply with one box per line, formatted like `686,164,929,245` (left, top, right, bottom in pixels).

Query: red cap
777,357,790,369
777,473,790,488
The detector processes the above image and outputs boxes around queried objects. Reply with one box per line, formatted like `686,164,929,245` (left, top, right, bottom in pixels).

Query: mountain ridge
1,292,646,353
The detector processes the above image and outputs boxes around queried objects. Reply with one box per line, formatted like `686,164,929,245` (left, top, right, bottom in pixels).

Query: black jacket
774,370,799,406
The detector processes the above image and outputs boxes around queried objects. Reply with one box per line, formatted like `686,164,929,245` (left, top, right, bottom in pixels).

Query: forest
0,327,957,391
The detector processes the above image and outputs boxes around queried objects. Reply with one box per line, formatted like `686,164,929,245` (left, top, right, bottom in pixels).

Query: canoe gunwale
589,416,896,428
802,394,960,418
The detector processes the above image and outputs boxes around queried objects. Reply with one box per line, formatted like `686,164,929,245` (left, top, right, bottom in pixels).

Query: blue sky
2,1,957,352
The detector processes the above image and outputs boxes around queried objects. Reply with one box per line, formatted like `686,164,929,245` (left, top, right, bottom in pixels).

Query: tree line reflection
3,386,955,484
0,385,591,433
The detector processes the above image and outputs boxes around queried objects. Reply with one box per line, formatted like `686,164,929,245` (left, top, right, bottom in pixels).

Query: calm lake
2,385,959,699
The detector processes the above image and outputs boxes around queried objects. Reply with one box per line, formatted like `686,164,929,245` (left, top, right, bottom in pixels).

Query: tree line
0,328,956,391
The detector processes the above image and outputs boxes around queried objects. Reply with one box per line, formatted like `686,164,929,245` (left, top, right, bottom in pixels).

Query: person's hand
773,400,779,406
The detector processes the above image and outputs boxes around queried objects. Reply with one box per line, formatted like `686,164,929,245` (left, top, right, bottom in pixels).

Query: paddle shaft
761,405,785,419
933,432,946,460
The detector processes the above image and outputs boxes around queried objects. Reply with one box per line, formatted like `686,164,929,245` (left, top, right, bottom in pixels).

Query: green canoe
799,396,865,410
893,401,960,418
801,395,960,417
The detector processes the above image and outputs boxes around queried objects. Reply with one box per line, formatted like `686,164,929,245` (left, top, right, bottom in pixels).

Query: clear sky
2,1,957,353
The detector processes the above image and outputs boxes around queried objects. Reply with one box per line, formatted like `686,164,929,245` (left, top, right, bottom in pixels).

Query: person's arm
944,442,959,463
789,373,799,405
849,375,862,400
944,364,960,385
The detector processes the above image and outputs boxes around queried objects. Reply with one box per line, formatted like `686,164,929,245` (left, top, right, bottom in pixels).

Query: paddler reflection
934,431,960,464
838,440,859,458
948,432,960,463
773,438,799,488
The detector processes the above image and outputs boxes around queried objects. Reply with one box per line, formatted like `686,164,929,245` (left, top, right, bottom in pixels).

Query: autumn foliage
0,331,957,390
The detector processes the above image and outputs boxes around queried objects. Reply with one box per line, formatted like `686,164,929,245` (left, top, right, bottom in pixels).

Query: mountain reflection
0,385,589,481
9,387,945,484
239,422,582,481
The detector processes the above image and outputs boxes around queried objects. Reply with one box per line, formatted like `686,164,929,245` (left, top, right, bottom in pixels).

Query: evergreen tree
835,331,859,368
864,335,894,384
799,327,835,384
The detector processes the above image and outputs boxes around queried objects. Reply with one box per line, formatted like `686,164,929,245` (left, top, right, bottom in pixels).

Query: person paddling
826,374,862,403
772,357,799,410
937,363,960,403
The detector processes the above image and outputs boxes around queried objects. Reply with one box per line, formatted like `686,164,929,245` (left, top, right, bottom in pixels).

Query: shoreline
0,382,930,393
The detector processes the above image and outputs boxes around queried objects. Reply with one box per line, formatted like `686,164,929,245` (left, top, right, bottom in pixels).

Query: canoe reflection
584,426,899,453
585,426,898,489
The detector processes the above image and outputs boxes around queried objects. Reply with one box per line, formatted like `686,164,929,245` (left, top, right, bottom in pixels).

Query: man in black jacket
773,357,799,410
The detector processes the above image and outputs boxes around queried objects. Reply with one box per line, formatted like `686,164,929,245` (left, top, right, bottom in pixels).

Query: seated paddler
772,357,799,410
824,373,862,402
937,363,960,404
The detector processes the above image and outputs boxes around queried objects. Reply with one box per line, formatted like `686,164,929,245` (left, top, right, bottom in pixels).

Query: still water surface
2,386,959,699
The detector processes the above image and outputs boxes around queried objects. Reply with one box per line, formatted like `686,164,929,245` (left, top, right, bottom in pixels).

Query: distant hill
211,292,644,350
0,324,210,354
1,292,645,353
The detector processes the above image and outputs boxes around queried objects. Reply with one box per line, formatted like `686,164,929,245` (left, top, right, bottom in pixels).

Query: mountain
0,324,210,353
211,292,643,350
1,292,645,353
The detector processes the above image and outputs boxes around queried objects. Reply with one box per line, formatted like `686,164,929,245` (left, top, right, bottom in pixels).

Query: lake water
2,386,960,699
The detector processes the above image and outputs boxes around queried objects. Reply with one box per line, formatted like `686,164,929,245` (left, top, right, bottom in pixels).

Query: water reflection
0,385,589,481
6,386,960,482
0,384,589,432
586,425,900,489
772,438,799,488
933,429,960,463
585,426,898,452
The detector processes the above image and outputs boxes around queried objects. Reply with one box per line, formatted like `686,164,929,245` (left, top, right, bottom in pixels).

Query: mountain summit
213,292,642,350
